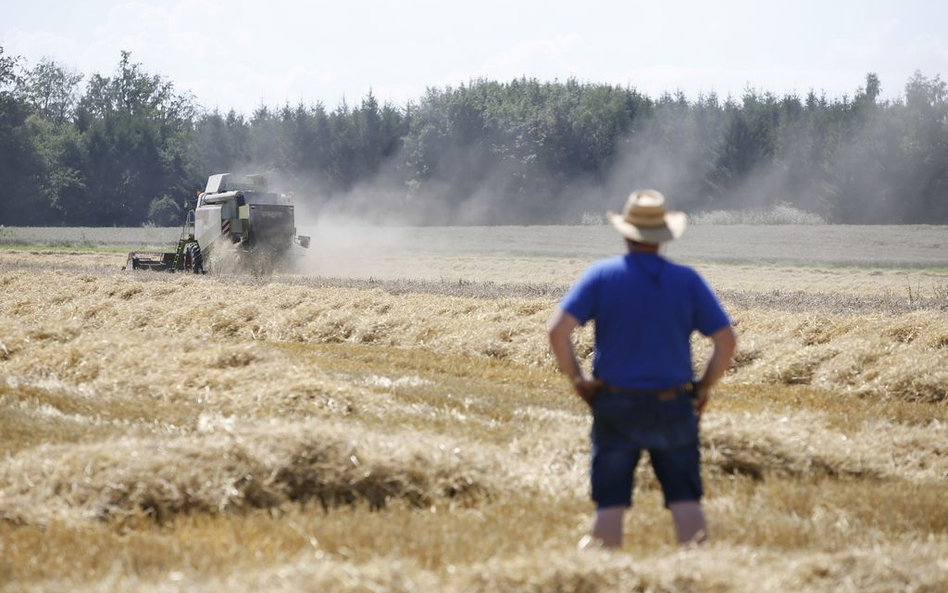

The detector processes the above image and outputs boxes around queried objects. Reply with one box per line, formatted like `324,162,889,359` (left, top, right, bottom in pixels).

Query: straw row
0,420,491,527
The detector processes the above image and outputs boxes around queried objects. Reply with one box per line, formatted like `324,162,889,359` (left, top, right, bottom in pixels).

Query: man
548,189,736,549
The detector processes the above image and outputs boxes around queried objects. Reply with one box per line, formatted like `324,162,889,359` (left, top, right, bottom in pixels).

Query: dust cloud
274,122,817,238
229,97,879,280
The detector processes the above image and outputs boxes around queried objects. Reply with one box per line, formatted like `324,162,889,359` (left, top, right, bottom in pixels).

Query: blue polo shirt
560,253,730,389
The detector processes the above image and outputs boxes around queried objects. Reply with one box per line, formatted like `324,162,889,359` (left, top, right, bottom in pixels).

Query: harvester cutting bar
125,210,202,273
125,251,176,271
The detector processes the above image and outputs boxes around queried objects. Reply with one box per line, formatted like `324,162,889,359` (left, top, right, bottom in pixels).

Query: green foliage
15,58,83,125
0,47,54,225
146,195,181,226
67,51,196,226
1,45,946,226
0,46,17,88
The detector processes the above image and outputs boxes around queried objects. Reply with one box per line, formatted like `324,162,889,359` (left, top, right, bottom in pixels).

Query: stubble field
1,225,947,592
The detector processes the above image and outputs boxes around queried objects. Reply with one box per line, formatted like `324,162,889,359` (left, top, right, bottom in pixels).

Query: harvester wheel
186,242,204,274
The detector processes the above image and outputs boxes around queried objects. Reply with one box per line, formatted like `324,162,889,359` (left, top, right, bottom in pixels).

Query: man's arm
694,325,737,417
547,309,602,406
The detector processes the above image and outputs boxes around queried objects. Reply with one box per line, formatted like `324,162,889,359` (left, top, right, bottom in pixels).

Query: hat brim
608,211,687,243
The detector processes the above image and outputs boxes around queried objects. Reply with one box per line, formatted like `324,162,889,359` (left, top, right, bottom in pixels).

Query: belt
602,382,695,401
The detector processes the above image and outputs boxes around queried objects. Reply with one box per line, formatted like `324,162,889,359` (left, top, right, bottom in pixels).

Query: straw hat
608,189,687,244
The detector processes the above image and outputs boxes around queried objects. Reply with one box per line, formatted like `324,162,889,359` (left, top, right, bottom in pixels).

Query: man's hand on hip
693,384,710,419
548,310,603,407
573,377,604,407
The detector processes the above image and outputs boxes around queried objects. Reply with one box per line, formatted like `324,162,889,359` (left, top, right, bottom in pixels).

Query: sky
2,0,947,114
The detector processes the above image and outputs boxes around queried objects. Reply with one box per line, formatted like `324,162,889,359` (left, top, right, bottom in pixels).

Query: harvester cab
125,173,310,273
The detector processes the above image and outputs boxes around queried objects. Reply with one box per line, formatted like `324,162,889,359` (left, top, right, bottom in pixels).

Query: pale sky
3,0,947,114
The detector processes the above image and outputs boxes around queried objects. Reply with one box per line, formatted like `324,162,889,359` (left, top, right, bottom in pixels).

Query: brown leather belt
602,382,694,401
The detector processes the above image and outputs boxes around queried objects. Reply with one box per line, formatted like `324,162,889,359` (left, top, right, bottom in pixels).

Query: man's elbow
547,311,576,342
715,325,738,357
548,319,567,342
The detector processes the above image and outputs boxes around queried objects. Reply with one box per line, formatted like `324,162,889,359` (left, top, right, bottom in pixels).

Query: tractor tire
186,242,204,274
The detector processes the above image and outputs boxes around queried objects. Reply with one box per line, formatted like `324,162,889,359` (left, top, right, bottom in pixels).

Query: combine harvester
126,173,310,274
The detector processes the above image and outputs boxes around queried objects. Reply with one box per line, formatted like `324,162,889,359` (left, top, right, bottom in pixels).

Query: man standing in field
548,189,736,548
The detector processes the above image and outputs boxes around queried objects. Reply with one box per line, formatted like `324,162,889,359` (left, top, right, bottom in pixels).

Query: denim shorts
590,388,702,508
591,442,703,508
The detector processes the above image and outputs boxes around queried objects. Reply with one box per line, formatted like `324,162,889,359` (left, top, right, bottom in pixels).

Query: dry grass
2,266,947,402
0,421,490,527
727,308,948,402
2,246,948,593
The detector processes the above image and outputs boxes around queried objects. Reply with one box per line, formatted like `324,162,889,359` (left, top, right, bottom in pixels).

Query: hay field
2,226,948,593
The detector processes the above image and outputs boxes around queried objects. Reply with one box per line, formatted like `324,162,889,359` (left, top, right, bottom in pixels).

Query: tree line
1,47,946,226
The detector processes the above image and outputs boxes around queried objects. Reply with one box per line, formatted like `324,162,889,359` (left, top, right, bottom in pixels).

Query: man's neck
626,239,660,254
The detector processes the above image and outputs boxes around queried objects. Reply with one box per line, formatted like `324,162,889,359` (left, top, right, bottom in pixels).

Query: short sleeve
692,273,731,336
560,266,599,325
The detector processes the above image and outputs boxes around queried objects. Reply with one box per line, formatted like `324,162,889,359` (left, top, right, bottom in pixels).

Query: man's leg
590,505,625,548
649,444,707,546
588,447,639,549
668,500,708,545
